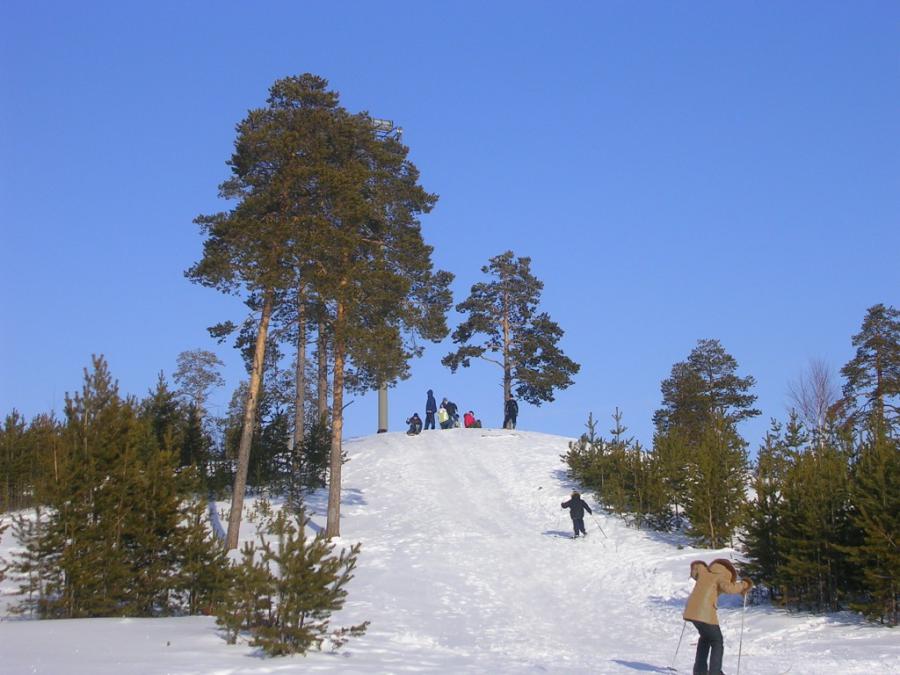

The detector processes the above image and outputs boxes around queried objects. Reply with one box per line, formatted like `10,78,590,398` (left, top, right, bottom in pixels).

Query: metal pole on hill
377,386,388,433
371,118,403,434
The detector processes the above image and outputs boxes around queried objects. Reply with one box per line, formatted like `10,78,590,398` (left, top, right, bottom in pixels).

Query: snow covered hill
1,429,897,673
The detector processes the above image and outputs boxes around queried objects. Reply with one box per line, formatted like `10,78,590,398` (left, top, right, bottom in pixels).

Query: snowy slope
1,430,897,674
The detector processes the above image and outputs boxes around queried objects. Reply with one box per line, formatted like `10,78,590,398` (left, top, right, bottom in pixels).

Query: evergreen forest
563,304,899,625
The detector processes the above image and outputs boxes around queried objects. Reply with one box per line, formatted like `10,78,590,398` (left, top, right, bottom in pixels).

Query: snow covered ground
1,430,897,673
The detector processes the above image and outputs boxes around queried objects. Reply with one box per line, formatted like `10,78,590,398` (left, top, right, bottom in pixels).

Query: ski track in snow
1,429,897,674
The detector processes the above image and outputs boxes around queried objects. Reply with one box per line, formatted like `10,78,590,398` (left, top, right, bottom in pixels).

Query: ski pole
589,511,608,539
668,621,686,672
737,590,748,675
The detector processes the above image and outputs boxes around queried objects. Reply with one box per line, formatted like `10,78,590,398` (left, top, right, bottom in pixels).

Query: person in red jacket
683,559,753,675
463,411,476,428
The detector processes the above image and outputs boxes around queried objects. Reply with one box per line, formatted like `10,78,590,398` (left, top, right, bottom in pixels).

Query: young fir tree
172,468,233,616
1,411,28,512
297,417,331,491
142,372,183,458
652,339,758,546
563,413,606,499
215,541,275,644
443,251,580,423
251,510,368,655
10,357,226,618
842,425,900,624
118,415,183,616
0,412,62,513
45,356,144,617
742,414,804,593
650,429,691,528
8,507,55,617
180,402,211,470
774,433,854,612
680,415,749,548
0,516,8,584
605,409,640,521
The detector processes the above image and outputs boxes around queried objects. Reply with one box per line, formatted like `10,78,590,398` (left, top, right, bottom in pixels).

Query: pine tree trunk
290,289,306,504
225,288,274,550
293,291,306,450
325,301,345,538
317,319,329,423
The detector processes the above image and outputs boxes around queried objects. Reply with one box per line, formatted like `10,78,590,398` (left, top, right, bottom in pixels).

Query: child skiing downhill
560,490,592,538
682,559,752,675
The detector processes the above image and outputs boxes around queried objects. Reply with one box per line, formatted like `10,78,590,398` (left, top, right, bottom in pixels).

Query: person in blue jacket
424,390,437,430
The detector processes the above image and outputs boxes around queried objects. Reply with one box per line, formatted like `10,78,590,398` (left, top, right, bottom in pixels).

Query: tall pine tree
443,251,579,423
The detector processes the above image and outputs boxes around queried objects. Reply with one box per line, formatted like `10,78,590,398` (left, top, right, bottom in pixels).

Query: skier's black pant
503,414,516,429
424,412,435,430
690,620,724,675
571,517,586,537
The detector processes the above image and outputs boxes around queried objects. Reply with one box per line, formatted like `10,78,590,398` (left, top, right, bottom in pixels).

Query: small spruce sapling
251,509,369,656
215,542,274,645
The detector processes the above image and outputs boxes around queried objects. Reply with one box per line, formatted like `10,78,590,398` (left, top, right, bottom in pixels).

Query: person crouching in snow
683,559,752,675
463,410,476,428
561,490,592,538
406,413,422,435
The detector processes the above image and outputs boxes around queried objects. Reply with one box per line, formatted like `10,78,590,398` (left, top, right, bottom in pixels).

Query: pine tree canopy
840,303,900,431
442,251,579,410
653,338,760,437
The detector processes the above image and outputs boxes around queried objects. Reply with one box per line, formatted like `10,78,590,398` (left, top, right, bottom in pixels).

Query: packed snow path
2,430,896,673
326,430,897,673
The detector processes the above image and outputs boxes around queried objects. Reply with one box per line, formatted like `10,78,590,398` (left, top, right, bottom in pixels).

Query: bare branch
788,357,839,433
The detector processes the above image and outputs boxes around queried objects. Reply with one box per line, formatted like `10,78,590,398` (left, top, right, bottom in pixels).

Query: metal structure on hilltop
372,118,402,433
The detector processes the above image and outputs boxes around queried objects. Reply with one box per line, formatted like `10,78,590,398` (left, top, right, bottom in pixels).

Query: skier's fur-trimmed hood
684,558,745,625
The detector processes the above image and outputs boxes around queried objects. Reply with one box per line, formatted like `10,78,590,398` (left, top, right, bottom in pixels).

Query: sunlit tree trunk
325,300,345,538
225,289,274,550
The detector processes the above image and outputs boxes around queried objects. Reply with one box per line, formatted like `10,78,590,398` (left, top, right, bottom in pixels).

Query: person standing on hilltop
683,559,753,675
444,398,459,427
503,396,518,429
424,389,437,430
437,402,450,429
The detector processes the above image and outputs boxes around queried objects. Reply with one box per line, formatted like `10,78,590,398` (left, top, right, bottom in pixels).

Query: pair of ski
662,666,792,674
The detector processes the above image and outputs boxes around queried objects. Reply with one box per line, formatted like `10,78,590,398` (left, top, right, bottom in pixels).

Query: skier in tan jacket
682,559,752,675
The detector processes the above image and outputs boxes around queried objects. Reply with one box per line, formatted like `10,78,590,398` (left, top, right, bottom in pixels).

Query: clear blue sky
2,1,898,449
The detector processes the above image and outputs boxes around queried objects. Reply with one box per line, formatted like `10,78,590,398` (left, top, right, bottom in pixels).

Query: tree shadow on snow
611,660,673,672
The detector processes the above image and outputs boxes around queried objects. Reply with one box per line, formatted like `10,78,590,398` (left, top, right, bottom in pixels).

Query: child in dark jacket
406,413,422,435
561,490,592,538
